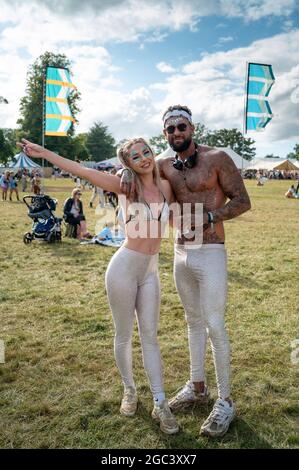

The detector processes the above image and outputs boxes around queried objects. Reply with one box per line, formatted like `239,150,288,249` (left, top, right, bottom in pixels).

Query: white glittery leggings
105,246,164,395
174,244,230,399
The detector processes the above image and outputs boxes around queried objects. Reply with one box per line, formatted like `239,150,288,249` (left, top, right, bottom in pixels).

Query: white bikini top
125,194,170,224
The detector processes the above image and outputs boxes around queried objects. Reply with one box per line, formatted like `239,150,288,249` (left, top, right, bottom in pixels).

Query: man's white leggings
105,246,164,395
174,244,230,399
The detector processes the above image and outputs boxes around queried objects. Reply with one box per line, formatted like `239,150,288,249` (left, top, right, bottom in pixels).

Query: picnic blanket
80,226,125,247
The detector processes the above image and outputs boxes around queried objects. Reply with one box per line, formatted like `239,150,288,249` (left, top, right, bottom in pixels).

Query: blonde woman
18,137,179,435
63,188,92,240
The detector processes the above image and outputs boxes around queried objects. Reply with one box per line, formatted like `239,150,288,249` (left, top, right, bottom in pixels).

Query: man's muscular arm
211,151,251,223
116,168,136,199
156,156,167,179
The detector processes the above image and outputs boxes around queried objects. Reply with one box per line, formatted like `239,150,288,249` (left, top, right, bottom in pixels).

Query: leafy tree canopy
0,128,15,165
150,124,256,161
85,122,116,162
286,145,299,161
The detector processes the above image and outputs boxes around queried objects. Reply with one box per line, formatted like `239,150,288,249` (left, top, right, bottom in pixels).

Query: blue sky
0,0,298,158
109,12,298,90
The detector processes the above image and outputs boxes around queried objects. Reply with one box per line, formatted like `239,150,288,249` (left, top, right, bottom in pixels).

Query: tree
149,134,168,154
193,122,208,143
17,51,81,162
291,144,299,161
85,122,116,162
206,128,256,160
189,124,256,160
2,128,19,155
150,123,256,161
193,123,220,147
72,133,90,161
0,129,14,165
149,123,216,154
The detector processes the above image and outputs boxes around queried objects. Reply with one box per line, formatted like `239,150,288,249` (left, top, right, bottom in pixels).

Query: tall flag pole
45,66,76,137
41,67,47,193
42,68,46,147
41,66,76,193
244,62,275,133
242,62,249,171
242,61,275,171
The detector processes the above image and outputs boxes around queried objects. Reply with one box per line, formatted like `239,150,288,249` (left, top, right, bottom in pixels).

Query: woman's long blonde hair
117,138,163,202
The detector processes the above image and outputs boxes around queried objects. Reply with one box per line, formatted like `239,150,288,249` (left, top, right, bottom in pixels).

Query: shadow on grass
151,415,273,450
137,404,274,449
6,399,274,449
228,270,262,288
29,238,115,262
230,417,273,449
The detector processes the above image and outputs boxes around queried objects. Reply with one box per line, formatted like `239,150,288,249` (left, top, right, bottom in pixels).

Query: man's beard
170,136,192,152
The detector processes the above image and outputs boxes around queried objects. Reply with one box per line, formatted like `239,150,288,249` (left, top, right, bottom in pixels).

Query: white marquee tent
83,156,121,168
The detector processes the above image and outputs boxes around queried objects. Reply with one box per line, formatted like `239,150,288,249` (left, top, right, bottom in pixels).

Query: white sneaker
200,398,236,437
152,400,179,434
169,381,210,411
120,387,138,416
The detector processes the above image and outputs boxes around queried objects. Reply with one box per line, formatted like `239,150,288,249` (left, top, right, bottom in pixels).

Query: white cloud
0,52,29,130
75,27,299,153
220,0,297,21
144,31,168,43
218,36,234,44
0,0,299,157
156,62,176,74
152,29,299,154
0,2,297,65
1,1,297,49
282,19,294,32
77,86,159,143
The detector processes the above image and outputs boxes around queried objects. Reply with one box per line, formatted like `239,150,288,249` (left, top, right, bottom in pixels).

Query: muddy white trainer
152,400,179,434
120,387,138,416
200,398,236,437
169,381,210,411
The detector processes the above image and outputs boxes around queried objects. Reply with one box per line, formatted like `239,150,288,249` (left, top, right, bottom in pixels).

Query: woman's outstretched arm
18,138,121,194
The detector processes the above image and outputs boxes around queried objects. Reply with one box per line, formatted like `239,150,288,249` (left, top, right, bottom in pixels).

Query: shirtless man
121,104,251,437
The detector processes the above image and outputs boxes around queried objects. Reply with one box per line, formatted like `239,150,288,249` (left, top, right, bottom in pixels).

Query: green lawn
0,178,298,449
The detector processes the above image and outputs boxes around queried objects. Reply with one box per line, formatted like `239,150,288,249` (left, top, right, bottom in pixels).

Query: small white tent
157,146,249,170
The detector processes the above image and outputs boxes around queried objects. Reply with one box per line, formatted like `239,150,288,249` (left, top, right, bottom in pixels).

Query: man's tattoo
212,155,251,223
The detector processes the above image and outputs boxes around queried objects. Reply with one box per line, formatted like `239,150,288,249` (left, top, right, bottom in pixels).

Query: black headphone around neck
172,143,198,171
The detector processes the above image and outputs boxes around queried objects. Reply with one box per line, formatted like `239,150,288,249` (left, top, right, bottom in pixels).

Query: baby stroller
23,194,62,244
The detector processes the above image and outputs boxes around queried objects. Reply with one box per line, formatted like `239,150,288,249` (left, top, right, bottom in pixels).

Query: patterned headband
163,109,192,125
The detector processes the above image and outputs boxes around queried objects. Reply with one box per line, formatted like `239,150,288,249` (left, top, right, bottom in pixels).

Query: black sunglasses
165,123,188,134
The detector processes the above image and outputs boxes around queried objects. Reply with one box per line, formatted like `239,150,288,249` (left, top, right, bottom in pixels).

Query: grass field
0,178,298,449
